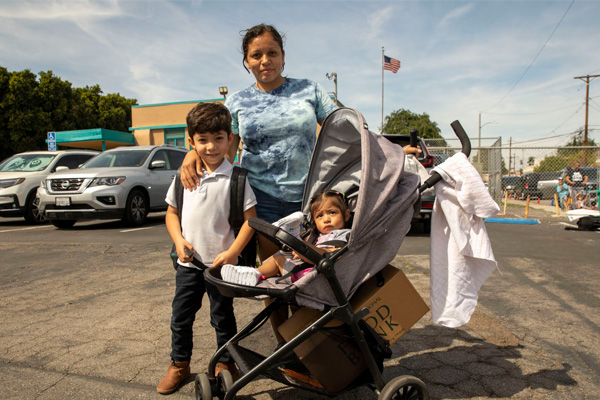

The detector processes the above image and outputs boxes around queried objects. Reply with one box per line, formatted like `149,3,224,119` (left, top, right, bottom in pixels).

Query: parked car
38,145,187,228
536,171,563,200
501,176,520,196
514,172,542,200
381,134,435,232
0,150,98,223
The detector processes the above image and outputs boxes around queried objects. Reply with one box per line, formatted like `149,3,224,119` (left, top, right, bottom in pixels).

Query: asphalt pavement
0,212,598,400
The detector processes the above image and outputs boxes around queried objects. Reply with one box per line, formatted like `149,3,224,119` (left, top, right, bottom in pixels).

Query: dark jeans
170,265,236,363
253,187,302,224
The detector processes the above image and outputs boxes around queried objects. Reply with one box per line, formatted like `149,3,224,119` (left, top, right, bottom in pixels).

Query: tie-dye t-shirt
225,78,337,202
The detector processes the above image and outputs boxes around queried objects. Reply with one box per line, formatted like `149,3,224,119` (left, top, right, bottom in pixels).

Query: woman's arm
227,135,241,164
180,151,203,190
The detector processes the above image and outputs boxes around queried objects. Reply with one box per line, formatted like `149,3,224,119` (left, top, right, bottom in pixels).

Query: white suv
0,150,98,223
38,145,187,228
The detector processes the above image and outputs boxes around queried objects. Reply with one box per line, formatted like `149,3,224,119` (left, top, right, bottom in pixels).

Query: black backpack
169,166,257,269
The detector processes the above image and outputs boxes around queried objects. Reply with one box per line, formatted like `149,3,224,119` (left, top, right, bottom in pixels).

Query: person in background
564,161,588,208
556,178,569,210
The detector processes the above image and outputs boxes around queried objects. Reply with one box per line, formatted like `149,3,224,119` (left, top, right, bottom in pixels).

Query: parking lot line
0,225,54,233
120,226,158,233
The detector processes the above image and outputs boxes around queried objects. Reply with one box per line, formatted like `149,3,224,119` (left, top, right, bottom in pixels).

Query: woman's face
244,32,285,91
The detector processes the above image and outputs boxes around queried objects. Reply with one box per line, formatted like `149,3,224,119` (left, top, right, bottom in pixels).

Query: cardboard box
350,264,429,345
277,265,428,392
278,306,366,393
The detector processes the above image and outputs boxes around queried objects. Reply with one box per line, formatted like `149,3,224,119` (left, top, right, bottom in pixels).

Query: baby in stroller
221,190,351,287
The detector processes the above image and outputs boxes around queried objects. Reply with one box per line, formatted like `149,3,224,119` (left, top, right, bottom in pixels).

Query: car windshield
502,176,519,185
0,154,56,172
82,150,151,168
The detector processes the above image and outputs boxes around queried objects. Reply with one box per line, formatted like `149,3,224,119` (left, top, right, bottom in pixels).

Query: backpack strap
174,168,184,219
229,166,248,235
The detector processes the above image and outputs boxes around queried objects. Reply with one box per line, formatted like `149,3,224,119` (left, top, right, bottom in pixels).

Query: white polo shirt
166,159,257,268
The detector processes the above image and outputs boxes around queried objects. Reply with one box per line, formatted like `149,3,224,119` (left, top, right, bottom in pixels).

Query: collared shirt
166,159,257,268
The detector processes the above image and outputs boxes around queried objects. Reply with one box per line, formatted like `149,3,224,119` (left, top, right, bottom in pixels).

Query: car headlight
90,177,126,187
0,178,26,189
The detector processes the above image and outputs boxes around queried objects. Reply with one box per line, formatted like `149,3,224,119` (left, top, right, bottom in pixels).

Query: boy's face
190,130,232,172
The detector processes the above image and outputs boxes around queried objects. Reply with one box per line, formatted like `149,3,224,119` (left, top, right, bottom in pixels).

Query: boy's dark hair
186,102,232,140
241,23,285,73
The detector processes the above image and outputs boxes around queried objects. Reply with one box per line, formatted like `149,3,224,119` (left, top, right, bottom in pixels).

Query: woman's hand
212,250,239,268
403,145,422,156
180,151,203,190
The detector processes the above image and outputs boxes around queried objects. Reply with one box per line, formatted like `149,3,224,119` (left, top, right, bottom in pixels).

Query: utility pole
574,74,599,164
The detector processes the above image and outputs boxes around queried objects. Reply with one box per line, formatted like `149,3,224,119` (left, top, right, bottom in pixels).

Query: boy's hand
176,240,194,263
212,250,239,268
181,151,203,190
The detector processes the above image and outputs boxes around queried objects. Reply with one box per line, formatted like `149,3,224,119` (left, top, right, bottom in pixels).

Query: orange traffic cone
537,198,540,204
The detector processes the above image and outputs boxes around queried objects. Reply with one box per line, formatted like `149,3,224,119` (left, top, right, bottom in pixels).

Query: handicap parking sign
47,132,56,151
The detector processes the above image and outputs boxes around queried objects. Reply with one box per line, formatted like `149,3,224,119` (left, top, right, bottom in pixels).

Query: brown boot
157,359,190,395
215,361,239,381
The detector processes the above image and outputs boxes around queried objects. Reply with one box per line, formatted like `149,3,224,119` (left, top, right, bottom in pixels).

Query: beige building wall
131,99,225,146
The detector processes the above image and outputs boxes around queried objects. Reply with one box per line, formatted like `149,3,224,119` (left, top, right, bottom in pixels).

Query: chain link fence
424,137,600,219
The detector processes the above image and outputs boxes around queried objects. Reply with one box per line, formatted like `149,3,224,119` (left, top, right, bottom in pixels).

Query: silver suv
0,150,98,223
38,145,187,228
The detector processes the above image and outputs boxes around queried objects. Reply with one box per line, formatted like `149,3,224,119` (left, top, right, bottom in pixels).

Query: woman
180,23,338,260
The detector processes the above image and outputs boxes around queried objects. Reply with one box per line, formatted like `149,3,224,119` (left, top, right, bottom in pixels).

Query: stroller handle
419,120,471,193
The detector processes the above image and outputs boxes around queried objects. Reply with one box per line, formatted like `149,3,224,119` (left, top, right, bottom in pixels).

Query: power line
483,0,575,112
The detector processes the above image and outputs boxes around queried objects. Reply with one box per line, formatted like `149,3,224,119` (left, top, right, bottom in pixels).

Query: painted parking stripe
0,225,54,233
120,226,157,233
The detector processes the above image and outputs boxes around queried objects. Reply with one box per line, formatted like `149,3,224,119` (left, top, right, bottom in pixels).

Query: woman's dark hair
241,23,285,73
309,190,349,230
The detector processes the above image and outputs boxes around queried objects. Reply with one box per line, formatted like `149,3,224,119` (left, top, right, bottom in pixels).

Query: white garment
429,153,500,328
165,159,257,268
404,154,434,197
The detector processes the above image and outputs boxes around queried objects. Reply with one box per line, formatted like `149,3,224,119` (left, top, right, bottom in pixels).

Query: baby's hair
309,190,348,230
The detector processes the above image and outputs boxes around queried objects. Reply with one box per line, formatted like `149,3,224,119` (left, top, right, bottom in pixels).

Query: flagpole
381,46,384,134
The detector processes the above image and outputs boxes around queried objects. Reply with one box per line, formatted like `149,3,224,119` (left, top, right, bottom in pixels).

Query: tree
0,67,137,160
381,109,443,139
534,131,599,173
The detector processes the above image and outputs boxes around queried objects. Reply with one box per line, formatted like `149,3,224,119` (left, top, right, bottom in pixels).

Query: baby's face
313,199,347,234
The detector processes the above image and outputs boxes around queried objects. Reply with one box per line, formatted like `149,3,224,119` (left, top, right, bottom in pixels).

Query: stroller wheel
217,369,234,393
195,373,212,400
379,375,429,400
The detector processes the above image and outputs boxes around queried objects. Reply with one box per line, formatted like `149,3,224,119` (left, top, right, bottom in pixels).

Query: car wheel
24,191,46,224
51,220,76,229
123,189,148,226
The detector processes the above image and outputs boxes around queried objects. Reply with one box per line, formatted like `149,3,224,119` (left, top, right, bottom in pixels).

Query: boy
157,102,257,395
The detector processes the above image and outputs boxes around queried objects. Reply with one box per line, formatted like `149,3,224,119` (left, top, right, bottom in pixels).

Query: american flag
384,55,400,73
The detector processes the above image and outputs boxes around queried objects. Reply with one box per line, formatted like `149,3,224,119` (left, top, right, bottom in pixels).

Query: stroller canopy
263,108,420,309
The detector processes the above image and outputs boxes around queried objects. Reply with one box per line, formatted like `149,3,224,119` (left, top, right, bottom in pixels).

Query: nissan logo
60,180,70,190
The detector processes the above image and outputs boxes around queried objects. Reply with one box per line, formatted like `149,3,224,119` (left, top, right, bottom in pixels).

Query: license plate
55,197,71,207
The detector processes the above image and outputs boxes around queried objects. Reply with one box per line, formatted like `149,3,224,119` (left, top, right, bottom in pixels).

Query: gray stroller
199,108,471,400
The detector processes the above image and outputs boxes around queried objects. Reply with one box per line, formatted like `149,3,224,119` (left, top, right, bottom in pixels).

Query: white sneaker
273,211,304,239
222,265,261,286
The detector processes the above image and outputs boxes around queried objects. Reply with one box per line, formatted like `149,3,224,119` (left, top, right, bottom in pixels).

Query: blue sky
1,0,599,148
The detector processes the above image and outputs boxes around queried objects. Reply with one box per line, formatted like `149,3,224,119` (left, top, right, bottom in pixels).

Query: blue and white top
225,78,338,202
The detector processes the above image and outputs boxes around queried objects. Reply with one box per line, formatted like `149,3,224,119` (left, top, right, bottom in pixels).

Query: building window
165,128,186,149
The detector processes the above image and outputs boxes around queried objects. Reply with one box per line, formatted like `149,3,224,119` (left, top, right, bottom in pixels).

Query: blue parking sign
47,132,56,151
